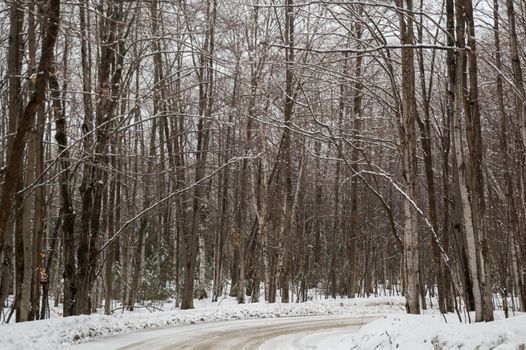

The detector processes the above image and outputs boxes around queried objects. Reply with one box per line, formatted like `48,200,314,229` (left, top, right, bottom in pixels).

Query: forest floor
0,295,524,349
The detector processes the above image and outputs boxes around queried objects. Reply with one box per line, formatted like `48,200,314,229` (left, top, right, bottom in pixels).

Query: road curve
72,315,378,350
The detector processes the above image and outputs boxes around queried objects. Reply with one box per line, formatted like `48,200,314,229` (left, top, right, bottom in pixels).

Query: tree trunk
181,0,216,309
398,0,420,315
506,0,526,312
347,19,364,299
415,1,448,313
0,0,61,311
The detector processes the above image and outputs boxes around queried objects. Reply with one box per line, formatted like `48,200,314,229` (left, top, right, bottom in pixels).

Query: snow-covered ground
0,296,404,350
252,311,526,350
349,312,526,350
1,295,525,350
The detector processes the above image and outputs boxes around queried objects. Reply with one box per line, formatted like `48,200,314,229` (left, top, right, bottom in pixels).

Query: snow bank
0,296,405,350
350,312,526,350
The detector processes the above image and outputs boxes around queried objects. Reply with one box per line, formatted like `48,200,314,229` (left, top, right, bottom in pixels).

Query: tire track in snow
72,315,378,350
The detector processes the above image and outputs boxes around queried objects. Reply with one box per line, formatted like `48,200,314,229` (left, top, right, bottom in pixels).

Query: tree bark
181,0,216,309
398,0,420,315
0,0,61,311
347,18,364,299
506,0,526,312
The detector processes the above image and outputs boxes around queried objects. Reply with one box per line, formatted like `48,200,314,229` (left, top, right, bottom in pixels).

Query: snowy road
71,315,378,350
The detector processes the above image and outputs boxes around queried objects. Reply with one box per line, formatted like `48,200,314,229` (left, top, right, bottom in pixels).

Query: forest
0,0,525,325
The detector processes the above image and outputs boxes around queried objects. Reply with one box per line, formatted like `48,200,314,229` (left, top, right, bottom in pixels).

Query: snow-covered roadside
0,296,405,350
349,312,526,350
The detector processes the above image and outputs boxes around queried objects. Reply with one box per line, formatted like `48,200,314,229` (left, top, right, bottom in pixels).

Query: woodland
0,0,525,324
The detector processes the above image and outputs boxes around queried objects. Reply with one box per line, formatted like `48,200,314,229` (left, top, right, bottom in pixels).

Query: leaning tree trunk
0,0,61,312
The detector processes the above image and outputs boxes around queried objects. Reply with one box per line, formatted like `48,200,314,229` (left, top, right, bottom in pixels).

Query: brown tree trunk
77,0,125,315
347,19,364,299
0,0,24,316
415,13,448,313
506,0,526,312
0,0,61,311
48,41,77,317
276,0,296,304
181,0,216,309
